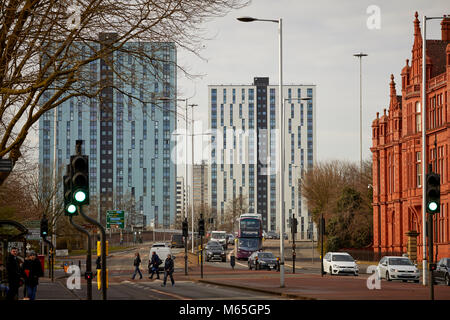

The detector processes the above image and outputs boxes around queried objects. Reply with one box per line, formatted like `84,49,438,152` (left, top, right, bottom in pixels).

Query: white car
376,256,420,283
323,252,359,276
149,243,173,270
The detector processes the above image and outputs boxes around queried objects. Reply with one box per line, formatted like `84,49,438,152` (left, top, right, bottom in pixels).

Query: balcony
405,84,420,99
428,73,446,91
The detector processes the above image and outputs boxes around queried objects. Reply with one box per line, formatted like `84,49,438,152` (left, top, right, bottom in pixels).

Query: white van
149,243,173,270
210,231,228,249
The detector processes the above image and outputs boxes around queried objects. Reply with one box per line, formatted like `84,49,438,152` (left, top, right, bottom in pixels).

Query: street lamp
353,52,368,172
421,13,448,294
238,15,285,287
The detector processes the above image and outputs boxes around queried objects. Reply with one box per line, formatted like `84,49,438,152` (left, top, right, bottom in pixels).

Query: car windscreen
153,244,165,247
389,258,413,266
238,238,259,249
240,219,260,231
207,244,222,250
332,255,354,262
211,233,226,239
258,253,275,259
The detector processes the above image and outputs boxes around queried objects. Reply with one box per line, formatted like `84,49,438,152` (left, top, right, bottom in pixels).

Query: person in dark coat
230,252,236,270
6,247,22,300
161,254,175,287
148,251,161,280
21,251,43,300
131,252,142,280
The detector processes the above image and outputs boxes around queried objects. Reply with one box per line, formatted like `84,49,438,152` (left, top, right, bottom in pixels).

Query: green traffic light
74,190,87,203
67,204,77,214
428,201,438,212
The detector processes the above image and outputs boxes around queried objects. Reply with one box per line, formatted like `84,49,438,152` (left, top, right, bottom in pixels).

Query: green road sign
106,210,125,229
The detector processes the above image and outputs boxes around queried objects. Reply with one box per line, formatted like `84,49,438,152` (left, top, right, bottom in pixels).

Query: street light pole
278,17,286,288
420,14,445,286
353,52,368,172
238,15,285,287
189,104,198,253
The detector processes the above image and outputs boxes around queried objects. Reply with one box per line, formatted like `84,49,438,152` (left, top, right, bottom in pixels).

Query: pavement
16,262,449,301
6,242,449,301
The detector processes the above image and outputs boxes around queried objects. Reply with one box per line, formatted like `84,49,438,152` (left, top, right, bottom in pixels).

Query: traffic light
182,219,188,237
40,216,49,238
85,271,93,280
64,164,77,216
291,218,298,234
198,218,205,236
70,154,89,205
426,172,440,214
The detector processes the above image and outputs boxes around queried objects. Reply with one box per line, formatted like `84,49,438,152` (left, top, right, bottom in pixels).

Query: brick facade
371,12,450,261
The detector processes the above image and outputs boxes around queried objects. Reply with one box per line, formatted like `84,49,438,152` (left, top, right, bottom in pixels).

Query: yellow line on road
149,288,193,300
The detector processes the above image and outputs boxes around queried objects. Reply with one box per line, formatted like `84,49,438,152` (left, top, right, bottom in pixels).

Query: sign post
106,210,125,229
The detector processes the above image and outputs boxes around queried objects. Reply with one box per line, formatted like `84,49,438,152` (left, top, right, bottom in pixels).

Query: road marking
149,288,193,300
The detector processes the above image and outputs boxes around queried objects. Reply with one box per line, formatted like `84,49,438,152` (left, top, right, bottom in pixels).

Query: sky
176,0,449,164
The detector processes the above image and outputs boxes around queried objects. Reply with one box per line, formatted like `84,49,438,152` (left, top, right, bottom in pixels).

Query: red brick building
371,12,450,261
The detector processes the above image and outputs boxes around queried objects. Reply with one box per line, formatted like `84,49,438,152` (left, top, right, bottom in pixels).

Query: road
62,278,285,300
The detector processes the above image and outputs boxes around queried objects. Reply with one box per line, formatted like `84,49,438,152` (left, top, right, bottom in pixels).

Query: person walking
6,247,22,300
148,251,161,280
161,254,175,287
230,252,236,270
131,252,142,280
21,251,43,300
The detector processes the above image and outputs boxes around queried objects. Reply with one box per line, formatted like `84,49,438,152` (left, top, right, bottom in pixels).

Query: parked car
376,256,420,283
149,243,173,270
170,234,184,248
433,257,450,286
226,234,235,245
323,252,359,276
205,241,226,262
248,251,278,270
265,231,279,239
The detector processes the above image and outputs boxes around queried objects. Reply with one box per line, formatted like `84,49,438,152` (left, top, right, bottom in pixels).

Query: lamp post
173,116,213,254
157,97,192,269
421,14,447,291
353,52,368,172
238,15,285,287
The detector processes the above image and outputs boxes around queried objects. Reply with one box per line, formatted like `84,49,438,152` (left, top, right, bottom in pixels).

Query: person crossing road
161,254,175,287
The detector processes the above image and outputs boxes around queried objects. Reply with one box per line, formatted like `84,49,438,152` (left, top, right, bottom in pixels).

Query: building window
415,102,421,133
416,151,422,188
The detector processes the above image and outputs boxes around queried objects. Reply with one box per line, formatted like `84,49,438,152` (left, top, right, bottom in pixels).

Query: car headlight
390,268,396,272
259,261,266,264
333,264,338,268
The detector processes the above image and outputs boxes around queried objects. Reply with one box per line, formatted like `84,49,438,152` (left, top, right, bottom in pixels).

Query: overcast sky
177,0,449,164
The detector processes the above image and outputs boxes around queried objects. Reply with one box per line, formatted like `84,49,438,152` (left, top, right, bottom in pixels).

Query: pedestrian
95,256,101,277
131,252,142,280
21,251,43,300
6,247,22,300
148,251,161,280
230,252,236,270
161,254,175,287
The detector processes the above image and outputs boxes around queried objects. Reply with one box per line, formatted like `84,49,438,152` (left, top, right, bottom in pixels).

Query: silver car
377,256,420,283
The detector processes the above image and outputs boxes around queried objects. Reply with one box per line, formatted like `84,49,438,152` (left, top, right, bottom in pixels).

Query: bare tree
222,194,248,233
301,159,373,251
0,0,250,186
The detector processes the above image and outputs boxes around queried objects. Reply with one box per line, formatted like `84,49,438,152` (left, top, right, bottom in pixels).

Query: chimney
441,15,450,41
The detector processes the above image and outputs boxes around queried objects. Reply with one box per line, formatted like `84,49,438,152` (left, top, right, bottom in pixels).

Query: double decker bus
235,213,263,259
